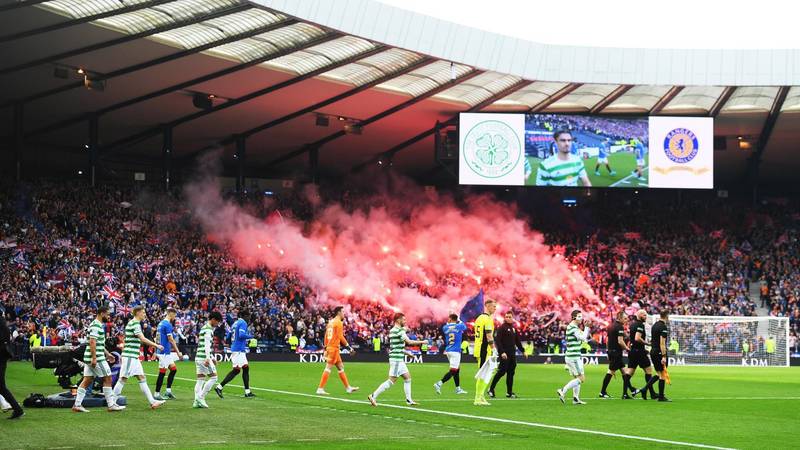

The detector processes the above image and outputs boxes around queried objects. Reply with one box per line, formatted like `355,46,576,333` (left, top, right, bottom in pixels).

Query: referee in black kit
599,311,630,398
1,305,24,419
634,311,671,402
487,311,526,399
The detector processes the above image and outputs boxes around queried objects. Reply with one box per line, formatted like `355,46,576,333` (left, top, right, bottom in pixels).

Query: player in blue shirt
215,309,255,398
154,307,183,400
632,138,647,181
594,138,616,176
434,314,468,395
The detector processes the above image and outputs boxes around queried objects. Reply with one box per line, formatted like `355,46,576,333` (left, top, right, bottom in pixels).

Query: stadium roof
0,0,799,186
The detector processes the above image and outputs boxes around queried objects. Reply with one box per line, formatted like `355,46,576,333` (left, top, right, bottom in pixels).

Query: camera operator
1,305,24,419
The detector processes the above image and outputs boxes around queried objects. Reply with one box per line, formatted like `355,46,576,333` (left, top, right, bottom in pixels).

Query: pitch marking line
157,375,733,450
610,165,648,187
393,396,800,402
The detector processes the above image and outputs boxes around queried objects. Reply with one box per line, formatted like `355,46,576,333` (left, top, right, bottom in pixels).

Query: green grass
525,152,649,188
3,361,799,449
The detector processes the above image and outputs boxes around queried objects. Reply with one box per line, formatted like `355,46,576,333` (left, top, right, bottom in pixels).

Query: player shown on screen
631,137,647,181
594,138,616,176
535,130,592,187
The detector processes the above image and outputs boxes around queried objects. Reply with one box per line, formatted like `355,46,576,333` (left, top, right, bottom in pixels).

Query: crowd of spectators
1,181,797,360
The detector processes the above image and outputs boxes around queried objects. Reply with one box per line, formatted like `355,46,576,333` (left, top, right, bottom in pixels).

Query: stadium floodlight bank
646,315,790,367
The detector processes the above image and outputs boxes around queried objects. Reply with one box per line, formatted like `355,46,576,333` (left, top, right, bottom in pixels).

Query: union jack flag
13,250,28,267
102,272,116,286
102,285,121,301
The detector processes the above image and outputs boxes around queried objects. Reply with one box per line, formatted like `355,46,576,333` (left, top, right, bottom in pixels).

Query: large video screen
458,113,713,189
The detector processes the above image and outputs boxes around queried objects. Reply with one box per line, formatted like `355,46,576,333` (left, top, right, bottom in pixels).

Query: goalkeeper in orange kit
316,306,359,395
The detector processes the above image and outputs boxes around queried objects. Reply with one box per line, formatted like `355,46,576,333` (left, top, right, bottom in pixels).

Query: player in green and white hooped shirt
557,309,592,405
193,311,222,409
73,306,125,413
534,130,592,187
367,313,427,407
112,305,166,410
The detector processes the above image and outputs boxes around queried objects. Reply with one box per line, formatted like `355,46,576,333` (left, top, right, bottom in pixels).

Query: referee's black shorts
627,349,651,370
607,350,625,371
651,352,667,372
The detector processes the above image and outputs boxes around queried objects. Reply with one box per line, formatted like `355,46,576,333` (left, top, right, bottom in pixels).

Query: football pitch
526,152,650,188
3,361,798,449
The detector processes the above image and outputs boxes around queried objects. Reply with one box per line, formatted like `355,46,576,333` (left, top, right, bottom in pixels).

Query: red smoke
186,164,596,322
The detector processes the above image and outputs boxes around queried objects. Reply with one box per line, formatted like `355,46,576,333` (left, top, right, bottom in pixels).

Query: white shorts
157,353,178,369
195,360,217,376
388,360,409,378
83,361,112,378
445,351,461,369
598,157,608,164
565,357,585,377
636,159,645,167
231,351,248,368
119,357,144,378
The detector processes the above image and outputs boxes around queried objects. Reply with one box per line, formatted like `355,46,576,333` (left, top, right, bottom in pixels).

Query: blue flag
459,288,484,323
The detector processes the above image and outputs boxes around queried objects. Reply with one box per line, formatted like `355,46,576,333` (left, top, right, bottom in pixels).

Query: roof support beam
178,56,438,161
265,68,483,167
25,31,340,138
0,0,49,12
101,46,408,156
0,3,251,76
0,0,176,44
747,86,790,183
3,15,295,108
589,84,633,114
351,79,534,171
708,86,735,117
650,86,684,114
529,83,582,112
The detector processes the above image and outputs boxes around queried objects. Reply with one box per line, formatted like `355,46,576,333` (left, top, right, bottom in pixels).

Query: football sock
155,370,166,394
194,379,205,399
372,380,393,399
102,386,116,407
318,368,331,389
242,366,250,392
453,370,460,387
167,368,177,389
403,379,412,401
74,387,86,407
113,380,125,397
658,379,666,398
600,373,613,393
201,376,217,400
139,379,155,404
337,369,349,387
220,368,240,387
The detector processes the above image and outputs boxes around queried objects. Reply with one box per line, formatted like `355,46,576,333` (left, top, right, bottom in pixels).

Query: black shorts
477,342,488,366
607,350,625,371
627,349,651,369
651,352,667,372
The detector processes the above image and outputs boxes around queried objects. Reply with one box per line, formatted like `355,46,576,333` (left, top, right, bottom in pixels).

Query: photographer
1,305,24,419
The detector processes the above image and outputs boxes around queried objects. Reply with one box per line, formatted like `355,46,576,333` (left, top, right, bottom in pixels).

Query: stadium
0,0,798,448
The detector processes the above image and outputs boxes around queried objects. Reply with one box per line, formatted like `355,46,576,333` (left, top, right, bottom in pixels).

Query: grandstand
0,1,798,449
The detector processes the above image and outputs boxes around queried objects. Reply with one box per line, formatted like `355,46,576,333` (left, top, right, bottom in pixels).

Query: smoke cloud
185,153,596,323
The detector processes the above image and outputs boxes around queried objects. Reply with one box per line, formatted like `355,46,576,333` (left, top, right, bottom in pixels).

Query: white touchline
385,396,800,402
610,165,648,188
153,374,734,450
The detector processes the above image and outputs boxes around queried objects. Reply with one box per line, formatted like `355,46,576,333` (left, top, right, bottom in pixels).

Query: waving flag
12,249,28,267
623,232,642,240
460,288,485,323
709,229,724,239
102,272,116,286
102,285,121,301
